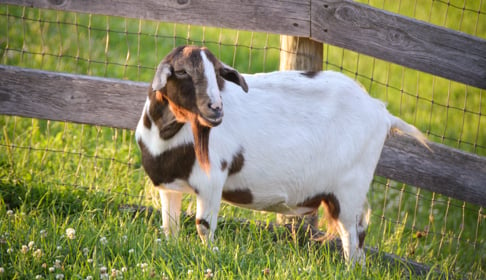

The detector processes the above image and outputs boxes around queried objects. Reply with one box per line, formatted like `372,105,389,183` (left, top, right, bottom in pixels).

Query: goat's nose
209,101,222,111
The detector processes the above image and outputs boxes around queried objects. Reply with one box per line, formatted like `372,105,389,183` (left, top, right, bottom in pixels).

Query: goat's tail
389,115,431,150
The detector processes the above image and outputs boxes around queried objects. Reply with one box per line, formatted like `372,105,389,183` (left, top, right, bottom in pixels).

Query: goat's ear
152,62,172,91
220,62,249,93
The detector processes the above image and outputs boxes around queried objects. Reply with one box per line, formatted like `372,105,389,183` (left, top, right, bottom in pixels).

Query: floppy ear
152,62,172,91
219,62,249,93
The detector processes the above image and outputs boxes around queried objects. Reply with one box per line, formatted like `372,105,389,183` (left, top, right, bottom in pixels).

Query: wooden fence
0,0,485,207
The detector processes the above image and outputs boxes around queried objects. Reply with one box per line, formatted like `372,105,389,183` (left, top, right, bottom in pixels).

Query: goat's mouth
197,103,224,127
198,112,223,127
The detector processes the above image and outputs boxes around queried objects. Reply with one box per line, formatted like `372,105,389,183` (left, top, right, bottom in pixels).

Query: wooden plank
2,0,485,89
311,0,486,89
1,65,485,207
0,65,146,130
0,0,310,37
377,136,486,207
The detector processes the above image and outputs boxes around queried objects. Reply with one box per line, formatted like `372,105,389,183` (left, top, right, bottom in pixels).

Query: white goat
135,45,427,265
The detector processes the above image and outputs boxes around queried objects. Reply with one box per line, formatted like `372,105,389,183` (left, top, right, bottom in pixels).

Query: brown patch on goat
220,160,228,171
196,218,210,237
321,193,340,220
222,189,253,204
191,118,211,174
143,112,152,130
196,218,210,228
298,192,340,237
301,71,319,78
147,88,184,140
358,230,366,249
138,141,195,186
228,149,245,175
155,90,164,102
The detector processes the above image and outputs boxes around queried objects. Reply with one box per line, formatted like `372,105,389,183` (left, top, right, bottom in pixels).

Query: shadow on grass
0,169,118,217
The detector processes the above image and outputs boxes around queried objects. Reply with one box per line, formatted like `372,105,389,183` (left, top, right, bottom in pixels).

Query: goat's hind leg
336,198,370,267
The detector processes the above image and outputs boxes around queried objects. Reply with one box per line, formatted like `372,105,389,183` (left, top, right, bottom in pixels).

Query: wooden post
279,35,323,72
277,36,323,227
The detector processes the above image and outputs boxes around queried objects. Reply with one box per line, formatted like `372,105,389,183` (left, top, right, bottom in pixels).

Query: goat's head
152,45,248,127
150,46,248,172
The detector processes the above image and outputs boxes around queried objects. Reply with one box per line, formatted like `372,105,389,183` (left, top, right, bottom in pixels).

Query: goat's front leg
195,190,222,244
159,189,182,238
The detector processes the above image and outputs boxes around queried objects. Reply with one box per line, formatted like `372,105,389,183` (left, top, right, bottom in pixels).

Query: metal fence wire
0,0,485,277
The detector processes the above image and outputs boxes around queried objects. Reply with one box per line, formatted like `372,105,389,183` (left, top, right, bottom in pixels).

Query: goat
135,45,428,265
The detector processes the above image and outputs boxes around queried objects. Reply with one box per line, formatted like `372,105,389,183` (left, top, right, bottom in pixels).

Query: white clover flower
66,228,76,240
86,276,93,280
54,260,62,269
187,269,193,275
100,266,107,274
7,248,13,254
205,268,214,278
100,273,109,280
56,245,62,251
33,249,43,258
121,267,127,273
6,210,13,216
156,238,162,244
49,267,55,273
87,258,94,264
128,248,135,254
35,275,43,279
83,247,89,256
55,274,64,279
139,263,148,269
0,267,4,274
21,245,29,254
28,241,35,249
40,229,48,238
212,246,219,252
99,236,108,245
137,263,148,272
111,268,119,278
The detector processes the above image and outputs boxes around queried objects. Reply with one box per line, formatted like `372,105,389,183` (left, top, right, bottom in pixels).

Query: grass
1,1,485,279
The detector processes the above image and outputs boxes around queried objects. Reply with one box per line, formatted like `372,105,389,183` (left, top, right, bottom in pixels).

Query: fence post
277,36,323,228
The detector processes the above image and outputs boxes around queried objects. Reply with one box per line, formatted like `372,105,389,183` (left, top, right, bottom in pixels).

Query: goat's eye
174,69,188,78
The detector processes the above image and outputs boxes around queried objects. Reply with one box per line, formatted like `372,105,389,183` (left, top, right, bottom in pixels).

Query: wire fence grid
0,1,485,277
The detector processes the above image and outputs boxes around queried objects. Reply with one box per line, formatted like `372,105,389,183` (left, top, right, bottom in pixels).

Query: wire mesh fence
0,1,485,277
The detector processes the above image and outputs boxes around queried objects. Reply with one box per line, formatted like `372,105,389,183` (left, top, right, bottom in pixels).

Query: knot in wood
47,0,66,6
335,5,360,26
177,0,190,6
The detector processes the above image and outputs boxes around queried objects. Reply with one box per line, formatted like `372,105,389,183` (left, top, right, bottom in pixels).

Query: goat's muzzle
198,104,224,127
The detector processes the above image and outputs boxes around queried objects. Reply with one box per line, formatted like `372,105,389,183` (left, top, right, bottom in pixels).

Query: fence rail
2,0,485,89
1,65,485,207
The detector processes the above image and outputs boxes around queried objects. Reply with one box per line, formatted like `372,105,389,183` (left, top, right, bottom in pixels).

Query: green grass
1,2,485,279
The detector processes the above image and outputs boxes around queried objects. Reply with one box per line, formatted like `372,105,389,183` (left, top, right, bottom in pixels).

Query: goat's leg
336,199,368,266
195,191,222,245
159,189,182,238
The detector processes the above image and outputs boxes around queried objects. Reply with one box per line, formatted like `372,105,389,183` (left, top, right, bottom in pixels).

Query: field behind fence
0,1,485,279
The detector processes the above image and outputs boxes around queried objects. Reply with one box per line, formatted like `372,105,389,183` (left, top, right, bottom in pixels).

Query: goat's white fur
201,51,223,110
136,49,427,266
